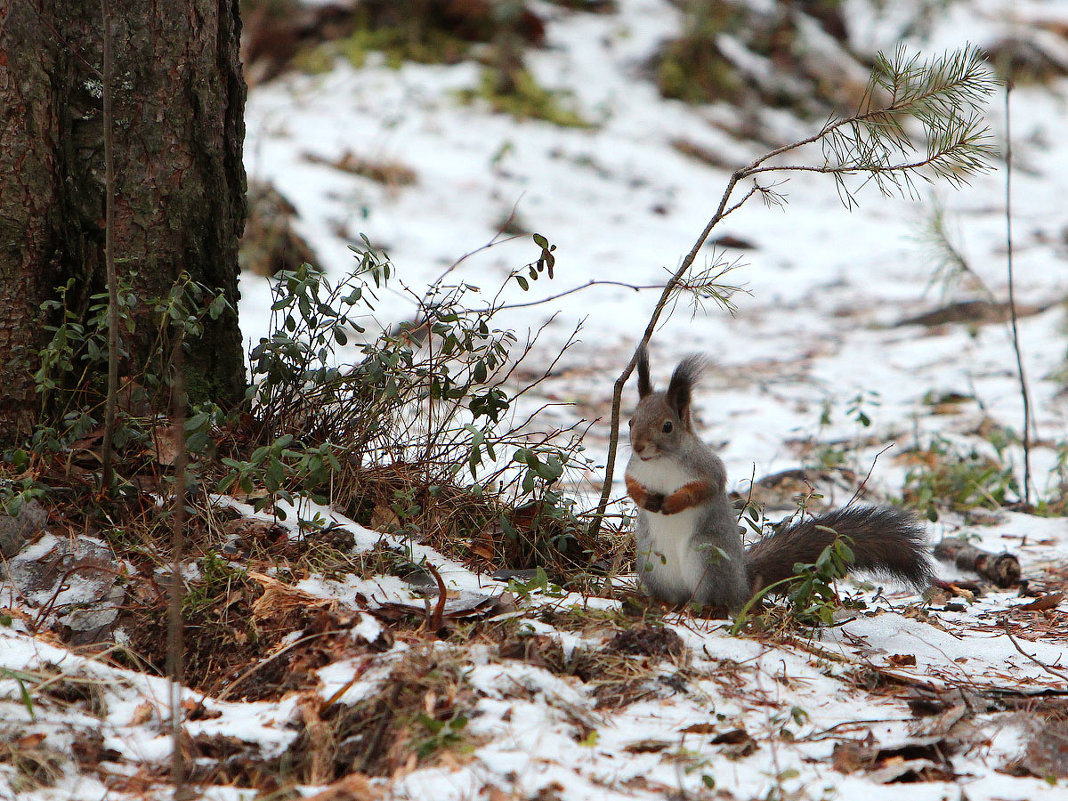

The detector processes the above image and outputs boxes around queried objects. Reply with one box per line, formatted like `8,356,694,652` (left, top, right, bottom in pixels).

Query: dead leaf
711,727,758,757
680,722,719,735
868,758,953,783
186,700,222,720
370,503,400,532
1015,593,1064,612
624,739,671,753
621,775,676,794
248,570,337,620
70,429,105,453
1013,718,1068,779
303,150,417,186
15,732,47,749
832,738,878,773
129,701,156,726
148,422,183,466
710,728,751,745
116,378,152,415
468,534,496,561
299,694,335,786
373,591,501,624
888,653,917,667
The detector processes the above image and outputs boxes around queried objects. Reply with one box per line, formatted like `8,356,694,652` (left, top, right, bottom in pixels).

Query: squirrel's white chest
639,507,705,592
626,455,707,596
625,455,692,495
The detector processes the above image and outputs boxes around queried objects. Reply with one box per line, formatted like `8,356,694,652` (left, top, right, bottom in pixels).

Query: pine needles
775,44,1000,206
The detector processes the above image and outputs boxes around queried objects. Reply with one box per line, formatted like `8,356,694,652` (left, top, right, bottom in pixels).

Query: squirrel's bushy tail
744,505,933,593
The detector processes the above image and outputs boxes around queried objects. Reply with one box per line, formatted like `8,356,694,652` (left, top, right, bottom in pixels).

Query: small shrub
239,234,601,577
732,530,856,633
902,434,1020,521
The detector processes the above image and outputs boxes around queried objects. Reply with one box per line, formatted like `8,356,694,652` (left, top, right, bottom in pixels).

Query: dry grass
288,645,483,780
302,151,418,188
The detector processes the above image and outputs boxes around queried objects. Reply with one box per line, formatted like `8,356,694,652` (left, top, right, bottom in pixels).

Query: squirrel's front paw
625,474,667,514
643,492,666,513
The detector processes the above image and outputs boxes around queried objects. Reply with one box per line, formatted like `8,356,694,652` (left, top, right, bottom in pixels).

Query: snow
5,0,1068,799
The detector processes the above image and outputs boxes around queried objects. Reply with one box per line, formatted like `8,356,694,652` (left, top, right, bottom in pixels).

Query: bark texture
0,0,246,446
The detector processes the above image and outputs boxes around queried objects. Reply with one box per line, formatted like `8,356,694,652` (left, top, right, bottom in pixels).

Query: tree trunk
0,0,246,447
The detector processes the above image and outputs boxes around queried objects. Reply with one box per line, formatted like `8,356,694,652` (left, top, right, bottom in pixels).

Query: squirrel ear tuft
665,355,703,424
636,344,653,398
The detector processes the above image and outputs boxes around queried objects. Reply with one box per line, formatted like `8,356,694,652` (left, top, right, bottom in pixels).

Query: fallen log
934,539,1021,588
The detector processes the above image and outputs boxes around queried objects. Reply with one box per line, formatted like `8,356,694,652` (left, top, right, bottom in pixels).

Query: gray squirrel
624,347,933,610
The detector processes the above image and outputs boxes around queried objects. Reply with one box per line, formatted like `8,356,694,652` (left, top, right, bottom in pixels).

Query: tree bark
0,0,246,447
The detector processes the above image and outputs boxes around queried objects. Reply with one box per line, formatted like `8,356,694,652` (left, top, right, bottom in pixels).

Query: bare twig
29,563,128,633
934,539,1020,587
167,332,189,798
587,170,746,537
320,658,372,710
1003,83,1033,505
847,443,895,506
417,229,525,315
1001,618,1068,683
798,717,907,742
493,279,662,311
100,0,119,494
426,563,448,631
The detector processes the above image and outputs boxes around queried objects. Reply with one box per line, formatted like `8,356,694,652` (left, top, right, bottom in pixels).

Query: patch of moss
290,46,336,75
338,24,471,69
655,0,742,105
459,67,593,128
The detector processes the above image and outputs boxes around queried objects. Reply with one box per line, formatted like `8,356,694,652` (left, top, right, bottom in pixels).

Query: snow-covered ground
4,0,1068,799
242,0,1068,497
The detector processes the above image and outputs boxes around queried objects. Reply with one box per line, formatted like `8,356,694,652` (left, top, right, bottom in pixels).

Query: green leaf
209,294,228,319
184,412,210,432
186,430,208,454
10,450,28,471
265,459,284,492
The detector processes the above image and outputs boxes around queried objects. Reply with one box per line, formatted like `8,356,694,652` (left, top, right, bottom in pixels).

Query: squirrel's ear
636,344,653,398
665,355,703,427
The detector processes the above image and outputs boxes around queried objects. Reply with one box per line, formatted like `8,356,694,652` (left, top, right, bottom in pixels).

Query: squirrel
624,346,934,610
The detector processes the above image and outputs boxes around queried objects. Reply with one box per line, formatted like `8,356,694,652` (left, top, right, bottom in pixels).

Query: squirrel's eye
662,420,673,434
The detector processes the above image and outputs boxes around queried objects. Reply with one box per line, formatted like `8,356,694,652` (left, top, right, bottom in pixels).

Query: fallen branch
933,539,1021,588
